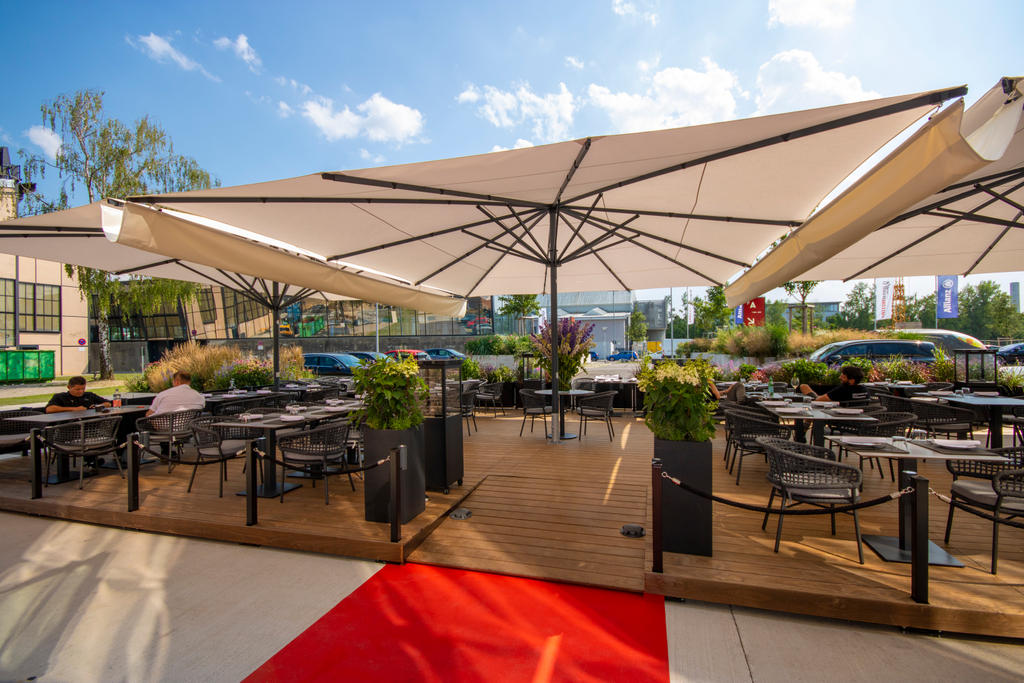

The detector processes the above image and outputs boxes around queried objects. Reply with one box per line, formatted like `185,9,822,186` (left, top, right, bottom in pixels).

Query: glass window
18,283,61,333
0,279,13,346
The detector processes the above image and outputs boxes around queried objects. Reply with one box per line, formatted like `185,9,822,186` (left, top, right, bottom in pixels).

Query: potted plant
531,318,595,391
350,356,429,524
636,357,717,555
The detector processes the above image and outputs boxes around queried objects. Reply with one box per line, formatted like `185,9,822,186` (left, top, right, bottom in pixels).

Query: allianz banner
733,305,744,325
937,275,959,318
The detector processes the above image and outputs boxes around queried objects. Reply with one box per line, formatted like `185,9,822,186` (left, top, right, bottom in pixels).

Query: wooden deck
1,409,1022,638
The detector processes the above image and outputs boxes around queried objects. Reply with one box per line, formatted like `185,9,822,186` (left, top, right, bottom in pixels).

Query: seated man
45,376,111,413
799,365,867,403
146,371,206,416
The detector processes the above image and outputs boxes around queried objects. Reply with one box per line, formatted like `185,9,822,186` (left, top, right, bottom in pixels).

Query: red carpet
245,563,669,683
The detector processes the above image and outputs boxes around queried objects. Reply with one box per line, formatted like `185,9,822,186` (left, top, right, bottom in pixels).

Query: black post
272,282,281,390
547,208,560,442
30,429,41,499
246,439,258,526
390,445,405,543
127,432,139,512
652,458,663,573
910,474,929,604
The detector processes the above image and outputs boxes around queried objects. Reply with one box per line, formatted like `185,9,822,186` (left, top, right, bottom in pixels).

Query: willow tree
20,89,216,378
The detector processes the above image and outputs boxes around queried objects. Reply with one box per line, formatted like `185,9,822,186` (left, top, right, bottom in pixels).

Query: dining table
8,405,149,497
827,435,1008,566
757,401,876,446
938,393,1024,449
537,388,594,440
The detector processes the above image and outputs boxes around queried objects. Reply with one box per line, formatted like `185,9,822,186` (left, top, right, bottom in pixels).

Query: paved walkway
1,512,1020,682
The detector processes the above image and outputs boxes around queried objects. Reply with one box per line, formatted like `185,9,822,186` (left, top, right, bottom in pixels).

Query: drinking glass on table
790,376,799,391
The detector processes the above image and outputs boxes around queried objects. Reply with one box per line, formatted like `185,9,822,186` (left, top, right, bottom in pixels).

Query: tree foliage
19,89,217,378
497,294,540,335
626,308,648,346
693,285,732,336
827,281,875,330
782,280,820,333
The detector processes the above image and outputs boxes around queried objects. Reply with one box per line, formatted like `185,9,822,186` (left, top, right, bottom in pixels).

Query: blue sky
3,0,1023,307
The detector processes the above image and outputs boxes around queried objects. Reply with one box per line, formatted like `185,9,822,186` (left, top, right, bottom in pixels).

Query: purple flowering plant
530,318,595,391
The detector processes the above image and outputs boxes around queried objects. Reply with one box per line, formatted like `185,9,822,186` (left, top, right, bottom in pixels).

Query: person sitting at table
799,365,867,403
45,376,111,413
146,371,206,416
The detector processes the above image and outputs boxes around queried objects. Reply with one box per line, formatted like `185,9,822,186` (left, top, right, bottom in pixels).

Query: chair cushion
952,480,1024,512
0,433,29,448
786,487,857,502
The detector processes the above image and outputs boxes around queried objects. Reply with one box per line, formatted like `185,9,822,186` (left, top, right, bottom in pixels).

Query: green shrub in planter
350,356,428,430
461,357,483,379
738,363,757,380
636,358,716,442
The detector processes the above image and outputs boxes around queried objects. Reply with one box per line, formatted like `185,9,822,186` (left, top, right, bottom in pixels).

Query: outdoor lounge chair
276,422,353,505
136,409,204,472
574,390,617,441
187,417,262,497
724,410,793,485
43,416,122,489
758,436,864,564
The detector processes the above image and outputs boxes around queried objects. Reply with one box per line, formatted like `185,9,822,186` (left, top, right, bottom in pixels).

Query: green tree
938,281,1024,340
905,292,936,329
497,294,541,335
20,89,217,378
782,280,821,334
693,285,732,336
626,309,648,350
828,281,875,330
766,299,787,326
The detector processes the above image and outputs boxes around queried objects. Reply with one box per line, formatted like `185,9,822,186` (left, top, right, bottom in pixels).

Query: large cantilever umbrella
725,78,1024,305
125,85,966,439
0,198,466,382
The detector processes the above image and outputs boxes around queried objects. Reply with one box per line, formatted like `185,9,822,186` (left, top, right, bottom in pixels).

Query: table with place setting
758,400,876,446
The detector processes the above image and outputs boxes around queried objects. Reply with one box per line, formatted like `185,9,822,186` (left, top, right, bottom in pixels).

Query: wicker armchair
909,400,975,439
43,416,122,489
0,409,42,458
475,382,505,415
757,436,864,564
276,422,353,504
136,409,204,472
835,411,916,479
186,417,262,496
574,390,617,441
943,446,1024,573
461,387,478,436
519,389,551,437
724,410,793,485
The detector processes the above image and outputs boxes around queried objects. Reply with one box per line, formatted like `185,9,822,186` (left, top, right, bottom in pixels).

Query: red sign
742,297,765,327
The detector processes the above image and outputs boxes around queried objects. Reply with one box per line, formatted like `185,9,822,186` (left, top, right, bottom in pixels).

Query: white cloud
359,148,387,164
588,58,743,133
128,33,219,81
611,0,658,26
565,56,584,70
490,139,535,152
637,55,661,74
768,0,855,28
275,76,312,95
460,83,575,143
302,93,424,143
277,101,294,118
26,126,61,160
214,33,262,73
0,126,11,144
457,85,481,103
755,49,877,114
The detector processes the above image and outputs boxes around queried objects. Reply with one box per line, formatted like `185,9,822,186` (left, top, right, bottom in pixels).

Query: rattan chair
475,382,505,415
943,446,1024,573
575,390,617,441
838,411,916,479
909,400,976,439
43,416,122,489
187,417,262,496
276,422,353,504
0,409,42,458
136,409,204,472
724,410,793,485
758,436,864,564
519,389,551,437
461,387,478,436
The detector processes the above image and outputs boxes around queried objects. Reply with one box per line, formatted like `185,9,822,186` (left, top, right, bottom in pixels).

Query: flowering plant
636,358,717,442
530,318,595,391
212,357,273,390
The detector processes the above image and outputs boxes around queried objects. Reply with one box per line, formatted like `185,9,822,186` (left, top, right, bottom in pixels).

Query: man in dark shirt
45,376,111,413
799,365,867,403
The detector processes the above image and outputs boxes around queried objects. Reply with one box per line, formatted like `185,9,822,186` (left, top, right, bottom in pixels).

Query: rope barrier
661,471,908,515
927,487,1024,530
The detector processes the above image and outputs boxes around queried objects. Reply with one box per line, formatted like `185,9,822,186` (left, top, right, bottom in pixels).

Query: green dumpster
0,350,56,383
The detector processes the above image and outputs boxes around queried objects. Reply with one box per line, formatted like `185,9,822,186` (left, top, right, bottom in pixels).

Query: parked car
346,351,390,364
303,352,362,376
425,348,466,360
588,350,599,361
909,329,987,354
807,339,937,364
607,350,640,361
997,342,1024,365
385,349,430,361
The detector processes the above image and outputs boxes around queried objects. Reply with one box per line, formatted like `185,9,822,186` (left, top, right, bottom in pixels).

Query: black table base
236,481,302,498
863,535,964,567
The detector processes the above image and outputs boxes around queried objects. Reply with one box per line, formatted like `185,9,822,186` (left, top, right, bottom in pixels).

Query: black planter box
500,382,517,407
655,437,713,556
363,425,426,524
424,414,463,492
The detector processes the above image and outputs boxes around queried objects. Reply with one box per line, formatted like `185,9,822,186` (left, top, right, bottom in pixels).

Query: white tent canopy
129,86,966,297
725,78,1024,306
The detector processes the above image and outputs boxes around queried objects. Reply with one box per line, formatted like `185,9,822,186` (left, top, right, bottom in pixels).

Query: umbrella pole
272,281,280,390
548,208,560,444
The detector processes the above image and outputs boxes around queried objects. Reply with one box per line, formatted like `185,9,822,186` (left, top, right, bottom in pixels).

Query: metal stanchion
390,445,405,543
246,439,259,526
652,457,663,573
30,428,42,499
910,474,929,604
127,433,139,512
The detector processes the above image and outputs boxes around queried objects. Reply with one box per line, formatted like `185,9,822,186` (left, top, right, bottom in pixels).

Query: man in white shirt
146,371,206,416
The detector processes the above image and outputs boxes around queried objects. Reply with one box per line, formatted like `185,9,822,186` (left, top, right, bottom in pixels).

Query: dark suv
303,352,362,376
808,340,936,364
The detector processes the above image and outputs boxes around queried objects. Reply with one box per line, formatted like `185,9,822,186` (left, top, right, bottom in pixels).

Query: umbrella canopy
124,85,966,439
725,78,1024,305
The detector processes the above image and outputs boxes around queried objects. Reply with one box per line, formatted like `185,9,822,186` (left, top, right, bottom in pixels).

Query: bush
787,329,882,357
931,348,955,382
461,357,483,379
123,373,150,392
999,367,1024,391
212,358,273,390
738,363,757,380
676,337,714,355
485,365,517,383
875,357,933,383
779,359,831,385
280,345,314,381
636,357,717,442
465,334,532,355
350,356,428,430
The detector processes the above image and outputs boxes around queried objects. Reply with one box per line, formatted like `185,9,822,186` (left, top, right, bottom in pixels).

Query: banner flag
937,276,959,318
686,303,695,325
875,278,895,320
742,297,765,326
733,305,744,325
